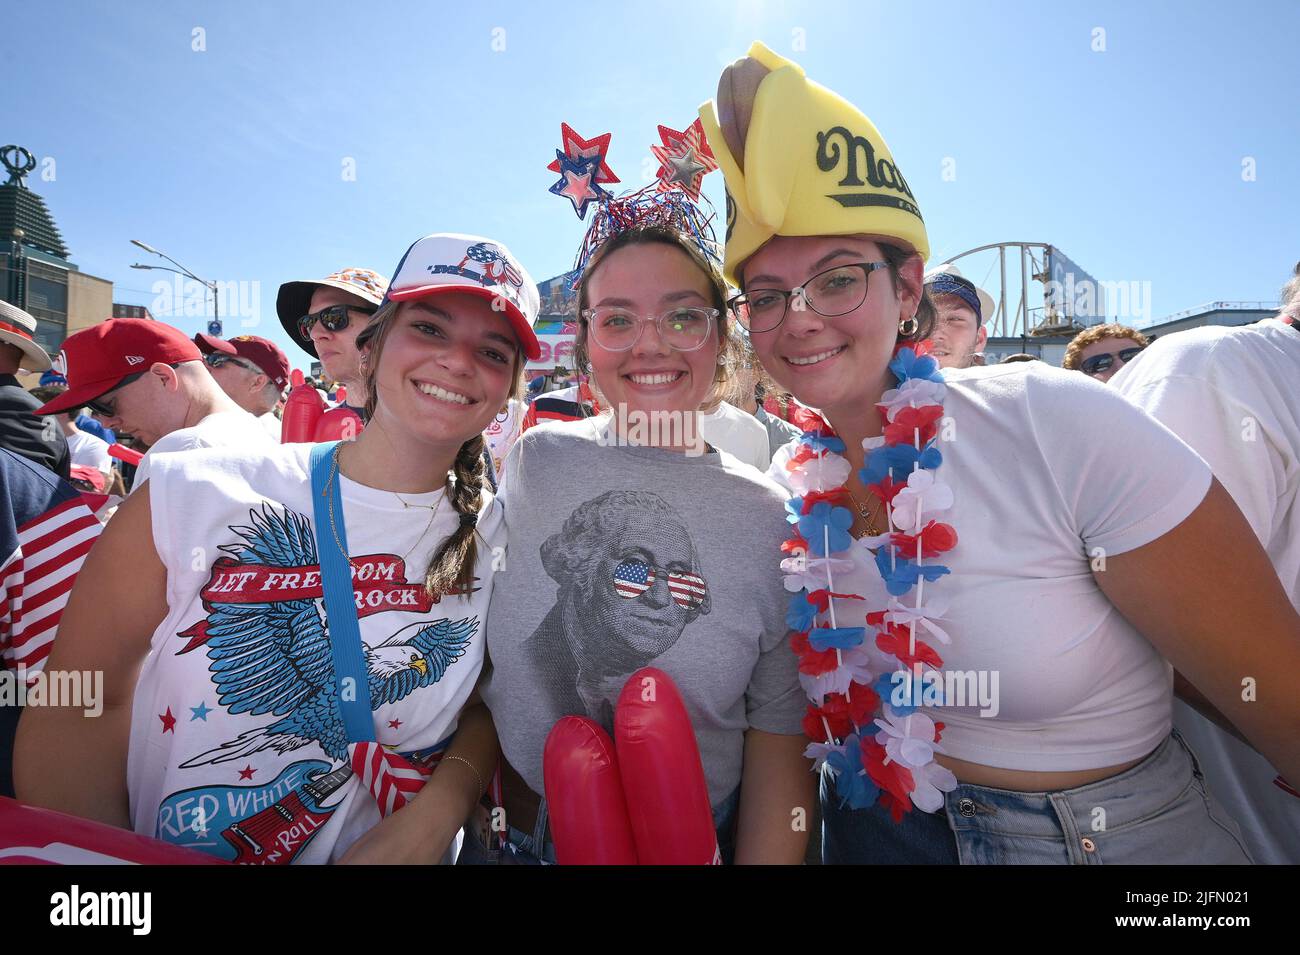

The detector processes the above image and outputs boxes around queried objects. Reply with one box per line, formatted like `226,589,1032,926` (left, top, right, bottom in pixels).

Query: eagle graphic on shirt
173,502,476,766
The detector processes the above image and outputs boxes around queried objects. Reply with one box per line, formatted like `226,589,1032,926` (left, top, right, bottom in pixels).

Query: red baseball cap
193,333,291,390
35,319,202,415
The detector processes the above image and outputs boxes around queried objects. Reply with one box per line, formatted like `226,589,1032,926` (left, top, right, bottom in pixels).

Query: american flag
350,741,434,819
667,571,707,609
613,560,653,598
0,452,103,677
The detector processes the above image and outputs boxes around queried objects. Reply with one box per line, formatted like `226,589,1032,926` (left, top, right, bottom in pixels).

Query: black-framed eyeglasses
1080,346,1145,376
85,372,146,417
580,305,719,353
297,303,377,341
728,261,889,333
203,352,259,374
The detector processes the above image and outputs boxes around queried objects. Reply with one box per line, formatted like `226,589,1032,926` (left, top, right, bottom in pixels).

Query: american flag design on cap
612,560,707,609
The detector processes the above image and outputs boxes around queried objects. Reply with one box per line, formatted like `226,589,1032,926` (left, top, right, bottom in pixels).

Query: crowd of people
0,42,1295,866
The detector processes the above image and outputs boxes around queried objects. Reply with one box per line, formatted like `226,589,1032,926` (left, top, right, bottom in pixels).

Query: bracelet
440,754,485,798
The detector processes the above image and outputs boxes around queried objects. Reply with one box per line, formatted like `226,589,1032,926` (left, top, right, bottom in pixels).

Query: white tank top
128,443,501,864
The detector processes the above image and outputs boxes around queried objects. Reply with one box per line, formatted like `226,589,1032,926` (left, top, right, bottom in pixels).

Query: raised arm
1094,478,1300,785
13,486,167,827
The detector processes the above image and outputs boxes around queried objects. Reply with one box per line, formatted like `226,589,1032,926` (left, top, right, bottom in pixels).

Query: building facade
0,144,114,355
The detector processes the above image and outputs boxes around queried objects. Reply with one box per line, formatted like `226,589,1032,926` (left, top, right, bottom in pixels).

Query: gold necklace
845,487,887,537
325,445,446,566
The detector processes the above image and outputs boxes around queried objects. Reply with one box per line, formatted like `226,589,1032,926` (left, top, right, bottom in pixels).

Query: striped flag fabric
666,570,707,609
0,450,103,678
349,741,433,819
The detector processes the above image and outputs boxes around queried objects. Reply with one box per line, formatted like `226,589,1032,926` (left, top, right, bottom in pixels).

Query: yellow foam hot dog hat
699,42,929,284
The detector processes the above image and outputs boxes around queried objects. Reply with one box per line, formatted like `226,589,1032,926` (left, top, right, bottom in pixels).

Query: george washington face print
528,489,711,723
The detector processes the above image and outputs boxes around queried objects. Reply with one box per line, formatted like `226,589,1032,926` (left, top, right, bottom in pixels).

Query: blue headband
927,274,982,324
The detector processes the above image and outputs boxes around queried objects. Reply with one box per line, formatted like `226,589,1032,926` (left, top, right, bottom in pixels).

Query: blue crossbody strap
309,441,376,744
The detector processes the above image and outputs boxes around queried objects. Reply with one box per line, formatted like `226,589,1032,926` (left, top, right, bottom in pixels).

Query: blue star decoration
190,701,212,721
548,151,608,219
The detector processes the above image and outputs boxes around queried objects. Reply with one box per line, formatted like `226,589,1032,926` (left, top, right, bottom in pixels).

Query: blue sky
5,0,1297,370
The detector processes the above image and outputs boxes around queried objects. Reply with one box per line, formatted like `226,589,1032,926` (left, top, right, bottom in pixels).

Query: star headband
544,120,724,281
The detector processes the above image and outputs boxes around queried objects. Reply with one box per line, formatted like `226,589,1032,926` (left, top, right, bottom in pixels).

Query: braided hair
355,299,524,600
424,432,488,599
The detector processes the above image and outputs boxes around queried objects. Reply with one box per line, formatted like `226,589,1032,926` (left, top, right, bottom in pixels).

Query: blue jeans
457,787,740,865
821,730,1254,864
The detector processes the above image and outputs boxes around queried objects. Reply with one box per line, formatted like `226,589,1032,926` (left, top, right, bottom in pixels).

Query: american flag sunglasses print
612,560,707,609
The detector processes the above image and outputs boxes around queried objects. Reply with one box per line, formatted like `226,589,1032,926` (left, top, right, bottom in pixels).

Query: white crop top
769,362,1211,771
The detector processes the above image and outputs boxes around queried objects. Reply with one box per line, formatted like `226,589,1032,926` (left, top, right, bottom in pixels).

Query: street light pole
129,239,220,335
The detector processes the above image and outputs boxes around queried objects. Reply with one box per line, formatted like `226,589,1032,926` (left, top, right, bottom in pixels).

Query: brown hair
355,299,525,599
1062,323,1150,371
735,239,935,345
574,225,740,410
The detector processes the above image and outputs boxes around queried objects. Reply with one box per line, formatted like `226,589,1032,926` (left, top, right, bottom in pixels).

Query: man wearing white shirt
1115,268,1300,864
36,319,273,491
698,398,770,472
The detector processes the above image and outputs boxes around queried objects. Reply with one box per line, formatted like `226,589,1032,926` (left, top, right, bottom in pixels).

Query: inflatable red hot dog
0,797,225,865
543,667,719,865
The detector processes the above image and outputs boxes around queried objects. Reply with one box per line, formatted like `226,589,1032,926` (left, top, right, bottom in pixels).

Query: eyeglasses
580,306,718,353
203,352,259,374
85,372,146,417
1080,346,1145,376
297,303,377,341
729,261,889,333
612,559,707,610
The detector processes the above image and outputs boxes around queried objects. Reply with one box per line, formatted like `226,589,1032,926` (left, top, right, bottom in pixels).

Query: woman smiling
470,200,812,865
699,42,1300,864
17,233,540,865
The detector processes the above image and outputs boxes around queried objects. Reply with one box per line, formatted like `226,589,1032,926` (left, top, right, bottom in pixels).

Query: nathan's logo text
815,126,922,218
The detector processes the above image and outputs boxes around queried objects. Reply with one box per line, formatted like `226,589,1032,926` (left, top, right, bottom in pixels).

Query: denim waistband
946,731,1196,838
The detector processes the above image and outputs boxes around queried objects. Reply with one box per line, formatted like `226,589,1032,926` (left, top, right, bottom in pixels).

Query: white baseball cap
384,233,541,360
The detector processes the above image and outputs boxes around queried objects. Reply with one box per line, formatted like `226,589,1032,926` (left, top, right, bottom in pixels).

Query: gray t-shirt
482,416,804,807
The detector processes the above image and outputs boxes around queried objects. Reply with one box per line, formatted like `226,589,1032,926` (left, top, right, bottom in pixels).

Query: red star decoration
559,165,599,208
388,718,402,729
546,123,619,184
158,707,176,734
650,119,718,201
238,765,256,780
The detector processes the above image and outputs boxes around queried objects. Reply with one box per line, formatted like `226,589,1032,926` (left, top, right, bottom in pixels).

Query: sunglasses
612,559,707,610
203,352,259,374
297,303,377,342
85,372,146,417
1080,346,1144,376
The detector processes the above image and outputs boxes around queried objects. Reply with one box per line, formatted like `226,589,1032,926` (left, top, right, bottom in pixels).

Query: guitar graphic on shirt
155,759,348,865
220,763,355,865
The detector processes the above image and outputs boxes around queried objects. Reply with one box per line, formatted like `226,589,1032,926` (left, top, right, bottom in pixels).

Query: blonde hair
1063,323,1150,371
355,299,525,598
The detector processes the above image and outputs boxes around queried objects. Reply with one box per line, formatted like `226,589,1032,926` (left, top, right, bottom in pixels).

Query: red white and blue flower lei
781,342,960,820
